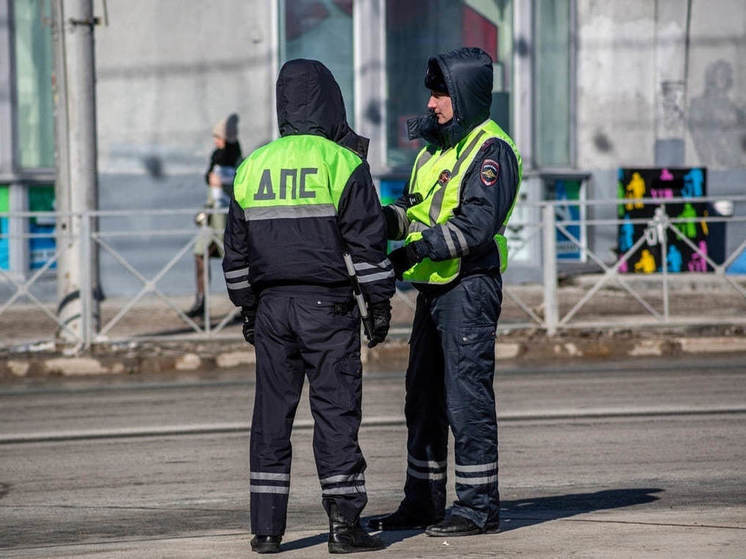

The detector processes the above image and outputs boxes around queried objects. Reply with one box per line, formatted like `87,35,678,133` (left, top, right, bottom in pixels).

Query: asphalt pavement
1,355,745,558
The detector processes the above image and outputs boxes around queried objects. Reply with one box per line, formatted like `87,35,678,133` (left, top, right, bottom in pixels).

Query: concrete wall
87,1,275,298
95,0,274,184
577,0,746,182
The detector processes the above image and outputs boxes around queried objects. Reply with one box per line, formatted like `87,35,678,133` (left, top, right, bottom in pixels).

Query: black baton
342,253,374,343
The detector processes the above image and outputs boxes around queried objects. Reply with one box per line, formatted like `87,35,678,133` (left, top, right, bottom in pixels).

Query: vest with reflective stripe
402,119,522,284
233,135,361,218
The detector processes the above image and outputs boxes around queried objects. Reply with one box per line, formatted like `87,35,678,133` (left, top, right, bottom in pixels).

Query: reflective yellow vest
233,135,361,218
401,119,522,284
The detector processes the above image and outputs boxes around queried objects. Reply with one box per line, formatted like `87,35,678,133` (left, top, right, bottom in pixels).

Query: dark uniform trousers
402,273,502,528
249,289,368,536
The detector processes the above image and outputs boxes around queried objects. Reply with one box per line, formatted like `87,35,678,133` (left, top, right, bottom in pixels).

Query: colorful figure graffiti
688,241,708,272
617,168,712,273
683,168,705,198
634,249,657,274
667,245,683,273
625,172,646,210
676,203,698,239
619,215,635,252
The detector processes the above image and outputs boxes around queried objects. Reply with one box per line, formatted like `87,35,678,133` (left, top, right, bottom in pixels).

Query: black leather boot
368,505,443,531
185,293,204,318
250,534,281,553
425,514,499,537
328,503,385,554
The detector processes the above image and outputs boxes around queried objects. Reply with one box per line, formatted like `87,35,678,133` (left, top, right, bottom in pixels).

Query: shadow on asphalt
280,533,329,551
281,529,423,551
499,488,663,531
306,488,664,551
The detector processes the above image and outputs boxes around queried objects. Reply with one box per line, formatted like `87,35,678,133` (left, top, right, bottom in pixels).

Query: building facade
1,0,744,290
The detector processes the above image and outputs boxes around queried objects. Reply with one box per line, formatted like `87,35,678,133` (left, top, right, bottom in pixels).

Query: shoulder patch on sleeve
480,159,500,186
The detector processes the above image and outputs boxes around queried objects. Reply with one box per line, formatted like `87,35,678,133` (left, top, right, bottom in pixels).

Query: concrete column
52,0,100,344
353,0,387,175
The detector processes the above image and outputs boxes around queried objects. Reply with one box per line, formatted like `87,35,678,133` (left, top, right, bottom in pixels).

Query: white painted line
3,407,745,444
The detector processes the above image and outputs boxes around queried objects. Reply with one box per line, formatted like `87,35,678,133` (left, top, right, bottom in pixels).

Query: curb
1,329,745,378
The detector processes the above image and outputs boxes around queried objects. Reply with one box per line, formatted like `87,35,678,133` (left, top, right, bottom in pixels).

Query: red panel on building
462,6,498,62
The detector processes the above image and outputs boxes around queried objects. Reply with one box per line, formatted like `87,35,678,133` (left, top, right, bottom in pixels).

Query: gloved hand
382,206,403,239
241,306,257,345
388,241,426,280
367,300,392,348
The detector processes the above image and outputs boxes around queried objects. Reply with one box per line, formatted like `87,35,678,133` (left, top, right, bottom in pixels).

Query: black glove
367,300,391,348
382,206,401,238
241,306,257,345
388,241,426,280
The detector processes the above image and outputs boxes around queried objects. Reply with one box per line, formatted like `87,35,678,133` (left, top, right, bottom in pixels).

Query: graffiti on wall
617,168,716,273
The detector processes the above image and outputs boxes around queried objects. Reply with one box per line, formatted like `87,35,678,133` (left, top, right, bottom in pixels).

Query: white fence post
79,212,93,348
542,204,559,336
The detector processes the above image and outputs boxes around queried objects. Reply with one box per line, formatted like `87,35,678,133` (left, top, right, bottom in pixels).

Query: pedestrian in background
222,59,394,554
186,113,242,318
370,47,522,537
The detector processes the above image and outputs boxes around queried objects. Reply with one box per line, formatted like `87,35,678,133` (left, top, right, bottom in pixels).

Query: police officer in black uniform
370,47,522,537
223,59,395,554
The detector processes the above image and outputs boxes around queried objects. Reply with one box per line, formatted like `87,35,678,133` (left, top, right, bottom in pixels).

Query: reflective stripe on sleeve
392,205,409,237
440,224,458,258
445,221,470,255
358,270,395,283
224,267,249,279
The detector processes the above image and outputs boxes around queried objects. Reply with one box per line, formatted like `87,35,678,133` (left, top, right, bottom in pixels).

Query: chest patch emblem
438,169,452,185
480,159,500,186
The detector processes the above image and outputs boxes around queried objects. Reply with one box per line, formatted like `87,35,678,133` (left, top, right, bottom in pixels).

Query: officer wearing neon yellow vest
371,47,522,537
223,59,394,554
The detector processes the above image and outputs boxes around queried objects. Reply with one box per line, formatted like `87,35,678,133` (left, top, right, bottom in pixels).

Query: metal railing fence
1,196,745,348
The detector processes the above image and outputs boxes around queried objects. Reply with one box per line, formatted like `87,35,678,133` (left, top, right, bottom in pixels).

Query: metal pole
542,204,559,336
51,0,101,344
660,205,670,320
79,211,92,347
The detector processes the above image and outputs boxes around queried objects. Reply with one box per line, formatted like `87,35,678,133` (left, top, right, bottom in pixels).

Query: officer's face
428,91,453,125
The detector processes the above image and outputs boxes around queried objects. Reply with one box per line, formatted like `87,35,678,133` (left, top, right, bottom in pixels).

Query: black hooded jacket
389,47,520,287
222,59,394,307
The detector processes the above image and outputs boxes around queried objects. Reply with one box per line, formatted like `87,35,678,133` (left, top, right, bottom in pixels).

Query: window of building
279,0,355,127
385,0,514,170
28,185,56,270
12,0,55,169
534,0,572,167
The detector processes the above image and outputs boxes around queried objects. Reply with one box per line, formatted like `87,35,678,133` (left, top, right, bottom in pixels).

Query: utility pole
51,0,100,345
